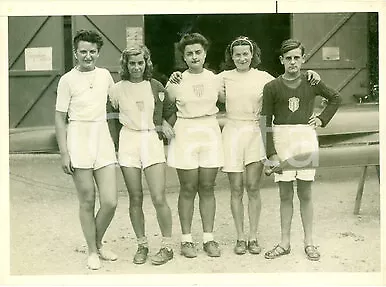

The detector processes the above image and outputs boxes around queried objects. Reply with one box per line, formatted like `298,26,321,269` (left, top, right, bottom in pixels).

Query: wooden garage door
8,16,65,128
292,13,369,104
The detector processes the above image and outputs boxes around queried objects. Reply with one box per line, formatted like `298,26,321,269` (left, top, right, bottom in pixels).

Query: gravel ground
6,154,382,285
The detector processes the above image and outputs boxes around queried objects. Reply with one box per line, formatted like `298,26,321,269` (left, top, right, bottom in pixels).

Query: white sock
248,235,257,242
137,236,148,247
203,232,214,243
181,234,193,243
161,237,173,250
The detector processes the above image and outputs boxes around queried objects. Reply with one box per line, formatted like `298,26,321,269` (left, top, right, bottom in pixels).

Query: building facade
8,13,378,129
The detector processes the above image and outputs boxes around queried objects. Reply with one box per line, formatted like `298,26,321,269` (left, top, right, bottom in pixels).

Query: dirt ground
6,153,382,285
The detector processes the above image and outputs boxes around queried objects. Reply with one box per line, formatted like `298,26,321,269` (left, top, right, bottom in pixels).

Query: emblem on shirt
136,101,144,112
288,97,300,112
192,84,204,97
158,92,165,102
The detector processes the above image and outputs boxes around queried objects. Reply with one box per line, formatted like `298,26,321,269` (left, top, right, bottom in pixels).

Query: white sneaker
98,247,118,261
87,253,101,270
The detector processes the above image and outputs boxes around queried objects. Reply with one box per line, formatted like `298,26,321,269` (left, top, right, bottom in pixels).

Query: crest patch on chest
136,101,144,111
192,84,205,97
288,96,300,112
158,92,165,102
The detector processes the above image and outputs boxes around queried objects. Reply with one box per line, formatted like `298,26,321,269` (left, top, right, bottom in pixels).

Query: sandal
304,245,320,261
264,244,291,259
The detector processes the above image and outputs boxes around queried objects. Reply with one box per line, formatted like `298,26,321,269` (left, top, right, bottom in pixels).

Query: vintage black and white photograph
2,0,384,285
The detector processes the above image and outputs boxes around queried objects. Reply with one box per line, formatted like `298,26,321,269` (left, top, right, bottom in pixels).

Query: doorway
144,13,291,80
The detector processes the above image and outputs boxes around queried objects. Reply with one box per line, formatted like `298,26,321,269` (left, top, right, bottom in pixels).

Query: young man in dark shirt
261,39,341,261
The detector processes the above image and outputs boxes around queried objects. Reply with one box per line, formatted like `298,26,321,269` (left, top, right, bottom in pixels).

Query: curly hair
73,29,104,51
119,45,153,81
223,36,261,70
280,39,305,56
177,33,210,54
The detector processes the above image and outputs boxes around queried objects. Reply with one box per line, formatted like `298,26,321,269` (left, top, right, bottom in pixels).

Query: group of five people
55,29,340,270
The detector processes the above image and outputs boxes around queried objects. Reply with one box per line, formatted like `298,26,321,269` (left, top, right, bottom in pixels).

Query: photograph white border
1,0,385,286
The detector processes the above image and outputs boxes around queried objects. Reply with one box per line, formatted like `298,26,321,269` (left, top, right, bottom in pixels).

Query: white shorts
222,119,265,172
67,121,117,170
118,127,165,169
273,125,319,182
167,116,224,170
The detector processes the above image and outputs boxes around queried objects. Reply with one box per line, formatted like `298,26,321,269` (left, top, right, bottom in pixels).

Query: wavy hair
119,45,153,81
177,33,210,54
73,29,104,51
223,36,261,70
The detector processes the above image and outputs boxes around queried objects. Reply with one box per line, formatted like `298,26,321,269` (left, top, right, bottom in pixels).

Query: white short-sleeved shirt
166,69,220,118
109,80,155,131
218,68,274,121
56,67,114,121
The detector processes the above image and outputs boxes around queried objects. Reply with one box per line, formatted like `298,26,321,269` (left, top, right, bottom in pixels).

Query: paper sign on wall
322,47,340,61
126,27,143,48
25,47,53,71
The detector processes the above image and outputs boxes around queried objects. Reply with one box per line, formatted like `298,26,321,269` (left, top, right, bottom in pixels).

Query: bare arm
55,111,73,175
106,99,121,150
218,81,226,103
166,85,177,103
160,88,177,139
165,71,183,103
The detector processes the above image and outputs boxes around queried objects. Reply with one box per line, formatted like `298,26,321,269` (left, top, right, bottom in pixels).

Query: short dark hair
177,33,210,54
73,30,104,51
223,36,261,70
119,45,153,81
280,39,305,56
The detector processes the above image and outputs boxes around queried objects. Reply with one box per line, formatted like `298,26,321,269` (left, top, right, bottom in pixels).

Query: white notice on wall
126,27,143,48
322,47,340,61
25,47,53,71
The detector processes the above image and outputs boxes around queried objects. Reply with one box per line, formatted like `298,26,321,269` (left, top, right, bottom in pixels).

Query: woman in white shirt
109,46,176,266
166,33,223,258
218,36,274,255
55,30,118,270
